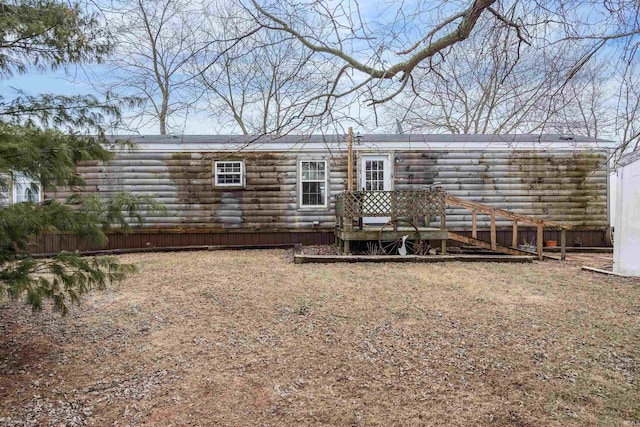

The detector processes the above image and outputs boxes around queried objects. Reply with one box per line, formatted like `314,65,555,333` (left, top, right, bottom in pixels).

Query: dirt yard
1,249,638,426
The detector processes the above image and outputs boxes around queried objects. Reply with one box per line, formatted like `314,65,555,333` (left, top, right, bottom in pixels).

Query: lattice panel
422,190,446,218
335,190,446,218
360,191,392,216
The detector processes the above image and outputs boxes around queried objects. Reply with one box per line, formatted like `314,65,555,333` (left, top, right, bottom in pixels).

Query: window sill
297,205,330,211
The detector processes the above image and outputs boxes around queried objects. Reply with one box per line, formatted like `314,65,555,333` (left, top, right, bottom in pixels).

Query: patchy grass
1,250,639,426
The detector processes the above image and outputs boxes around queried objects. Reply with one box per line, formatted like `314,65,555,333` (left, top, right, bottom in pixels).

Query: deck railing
444,195,570,260
334,189,570,260
335,189,446,219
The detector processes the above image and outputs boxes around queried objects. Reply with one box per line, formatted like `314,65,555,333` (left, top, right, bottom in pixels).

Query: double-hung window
12,172,41,203
214,160,244,187
299,160,327,207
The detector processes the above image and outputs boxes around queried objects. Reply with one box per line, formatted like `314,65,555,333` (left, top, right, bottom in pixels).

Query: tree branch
250,0,497,81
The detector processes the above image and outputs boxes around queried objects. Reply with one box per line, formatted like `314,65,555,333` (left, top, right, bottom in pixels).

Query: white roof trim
108,134,616,153
618,149,640,167
123,141,615,153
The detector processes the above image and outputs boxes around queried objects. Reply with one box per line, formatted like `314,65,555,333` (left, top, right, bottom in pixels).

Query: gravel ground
300,245,337,255
1,249,638,426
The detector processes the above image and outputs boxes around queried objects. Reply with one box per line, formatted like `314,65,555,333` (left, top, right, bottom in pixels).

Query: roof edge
618,149,640,167
107,133,615,145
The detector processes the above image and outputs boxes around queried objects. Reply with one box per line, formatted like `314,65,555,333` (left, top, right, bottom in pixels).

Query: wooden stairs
443,195,569,261
333,189,569,260
446,232,560,260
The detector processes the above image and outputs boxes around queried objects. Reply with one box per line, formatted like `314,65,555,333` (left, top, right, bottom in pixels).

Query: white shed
614,150,640,276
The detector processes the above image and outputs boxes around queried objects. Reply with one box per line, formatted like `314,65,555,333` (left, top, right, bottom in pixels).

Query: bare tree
192,6,323,135
542,62,614,137
533,60,640,164
383,17,612,136
247,0,498,99
186,1,365,136
92,0,211,134
244,0,640,127
614,65,640,159
81,0,640,146
197,40,318,135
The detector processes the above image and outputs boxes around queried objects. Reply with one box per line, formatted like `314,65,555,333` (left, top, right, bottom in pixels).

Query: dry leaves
1,249,638,426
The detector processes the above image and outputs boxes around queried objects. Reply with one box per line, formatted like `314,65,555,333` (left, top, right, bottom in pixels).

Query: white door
360,155,391,224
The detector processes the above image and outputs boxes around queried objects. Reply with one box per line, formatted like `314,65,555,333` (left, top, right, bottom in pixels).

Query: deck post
560,227,566,261
537,221,543,261
344,216,352,254
472,209,477,239
440,209,447,255
512,220,518,248
490,210,497,251
347,127,354,191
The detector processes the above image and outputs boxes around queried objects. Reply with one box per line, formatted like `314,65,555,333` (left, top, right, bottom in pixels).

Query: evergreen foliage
0,1,159,315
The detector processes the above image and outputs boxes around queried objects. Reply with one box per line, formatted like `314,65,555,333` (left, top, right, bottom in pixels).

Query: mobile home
20,134,613,252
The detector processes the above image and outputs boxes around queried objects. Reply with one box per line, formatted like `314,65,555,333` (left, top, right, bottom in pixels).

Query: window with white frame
299,160,327,207
214,160,244,187
12,172,41,204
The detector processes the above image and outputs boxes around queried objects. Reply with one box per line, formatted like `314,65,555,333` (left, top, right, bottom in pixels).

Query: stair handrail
445,195,571,229
444,194,569,261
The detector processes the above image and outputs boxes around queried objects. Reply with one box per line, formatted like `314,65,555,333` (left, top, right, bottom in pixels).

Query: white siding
613,156,640,276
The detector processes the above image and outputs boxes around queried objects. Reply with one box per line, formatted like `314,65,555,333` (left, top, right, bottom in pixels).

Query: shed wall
613,158,640,276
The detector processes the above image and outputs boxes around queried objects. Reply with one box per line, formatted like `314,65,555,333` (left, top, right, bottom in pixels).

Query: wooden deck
335,226,448,242
334,189,569,260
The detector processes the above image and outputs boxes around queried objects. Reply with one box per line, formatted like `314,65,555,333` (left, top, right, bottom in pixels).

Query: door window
365,160,385,191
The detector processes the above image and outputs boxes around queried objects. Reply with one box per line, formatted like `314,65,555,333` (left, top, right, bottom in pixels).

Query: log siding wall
392,150,609,230
26,145,610,252
49,151,348,231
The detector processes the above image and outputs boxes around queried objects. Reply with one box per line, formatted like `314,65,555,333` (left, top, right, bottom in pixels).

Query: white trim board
112,138,616,154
